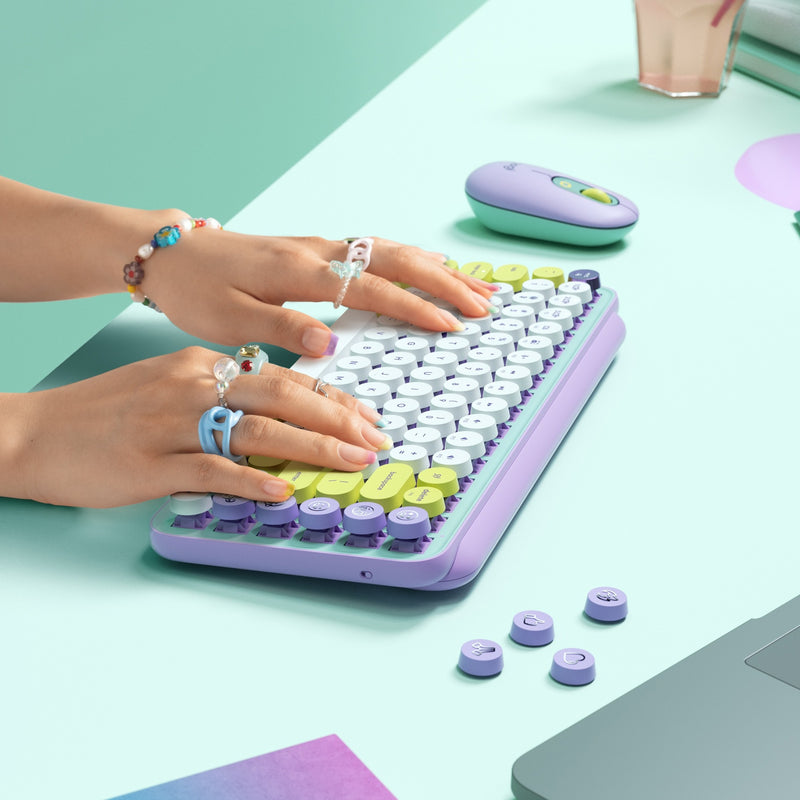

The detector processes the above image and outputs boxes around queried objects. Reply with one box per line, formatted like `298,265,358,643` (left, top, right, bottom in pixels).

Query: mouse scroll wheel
580,187,613,204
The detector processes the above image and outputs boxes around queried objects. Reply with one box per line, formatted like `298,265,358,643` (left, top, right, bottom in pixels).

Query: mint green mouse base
467,197,637,246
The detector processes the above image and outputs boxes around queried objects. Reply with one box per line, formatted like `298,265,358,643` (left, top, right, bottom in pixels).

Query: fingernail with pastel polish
363,425,394,450
374,416,388,428
339,443,378,467
302,327,337,357
438,309,465,332
261,477,293,501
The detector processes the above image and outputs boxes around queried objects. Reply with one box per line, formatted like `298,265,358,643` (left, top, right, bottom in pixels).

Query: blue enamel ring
198,406,244,461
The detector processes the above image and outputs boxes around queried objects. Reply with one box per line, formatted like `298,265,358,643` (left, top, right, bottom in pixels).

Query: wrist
0,393,34,501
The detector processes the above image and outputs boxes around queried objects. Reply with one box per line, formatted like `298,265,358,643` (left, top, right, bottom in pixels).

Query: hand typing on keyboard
151,264,624,589
0,177,498,509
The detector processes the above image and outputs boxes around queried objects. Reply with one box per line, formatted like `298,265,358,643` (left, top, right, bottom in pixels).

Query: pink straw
711,0,737,27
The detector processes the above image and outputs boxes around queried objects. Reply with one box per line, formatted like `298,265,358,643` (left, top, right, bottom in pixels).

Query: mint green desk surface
3,1,800,798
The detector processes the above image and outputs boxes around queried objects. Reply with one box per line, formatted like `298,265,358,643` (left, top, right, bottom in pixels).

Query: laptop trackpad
746,625,800,690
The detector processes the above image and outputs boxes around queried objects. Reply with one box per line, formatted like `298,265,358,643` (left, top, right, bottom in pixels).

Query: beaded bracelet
123,217,222,311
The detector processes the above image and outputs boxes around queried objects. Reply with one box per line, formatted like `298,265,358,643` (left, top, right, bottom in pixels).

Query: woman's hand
5,347,390,508
141,232,498,356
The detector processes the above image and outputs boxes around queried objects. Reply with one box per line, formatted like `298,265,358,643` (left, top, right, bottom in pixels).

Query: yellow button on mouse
580,187,613,203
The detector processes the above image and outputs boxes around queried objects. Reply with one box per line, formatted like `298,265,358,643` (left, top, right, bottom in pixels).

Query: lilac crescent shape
734,134,800,211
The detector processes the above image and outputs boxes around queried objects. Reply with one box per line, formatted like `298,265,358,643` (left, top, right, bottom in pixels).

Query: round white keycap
394,336,431,361
445,430,486,460
368,366,405,393
513,291,546,314
396,381,434,409
417,409,457,437
529,321,565,345
350,341,386,365
431,449,473,478
548,294,582,316
501,304,536,328
522,278,556,300
410,365,446,393
405,326,443,345
558,280,592,304
403,426,443,456
495,364,533,391
506,350,544,374
354,381,392,409
435,336,471,361
491,317,526,342
336,354,372,381
517,336,554,360
471,396,510,424
422,350,458,377
455,361,492,387
430,393,469,420
443,377,480,404
467,314,493,333
483,380,522,408
458,322,484,346
383,397,422,424
389,444,429,474
320,371,358,394
467,346,504,373
480,332,515,357
458,413,498,442
490,283,514,307
363,327,398,349
537,307,574,331
381,351,417,375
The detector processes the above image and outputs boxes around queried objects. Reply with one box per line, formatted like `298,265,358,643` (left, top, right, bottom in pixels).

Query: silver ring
314,378,329,398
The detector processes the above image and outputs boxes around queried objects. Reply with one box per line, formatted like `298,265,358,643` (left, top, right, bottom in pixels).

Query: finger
231,415,379,471
226,366,392,451
163,453,294,502
197,292,338,357
339,271,490,332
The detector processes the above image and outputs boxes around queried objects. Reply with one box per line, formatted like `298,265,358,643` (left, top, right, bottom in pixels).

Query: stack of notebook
735,0,800,97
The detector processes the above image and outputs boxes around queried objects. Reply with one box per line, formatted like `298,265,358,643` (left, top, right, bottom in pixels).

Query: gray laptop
512,594,800,799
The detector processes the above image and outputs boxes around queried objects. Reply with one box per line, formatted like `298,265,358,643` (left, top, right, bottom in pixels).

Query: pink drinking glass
634,0,749,96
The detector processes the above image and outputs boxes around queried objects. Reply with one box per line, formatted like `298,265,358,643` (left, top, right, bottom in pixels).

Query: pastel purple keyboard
150,262,625,590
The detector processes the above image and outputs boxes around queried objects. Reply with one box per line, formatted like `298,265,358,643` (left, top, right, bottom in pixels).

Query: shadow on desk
452,217,629,260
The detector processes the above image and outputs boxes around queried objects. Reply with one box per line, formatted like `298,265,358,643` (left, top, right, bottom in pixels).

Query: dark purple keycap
211,494,256,520
458,639,504,677
584,586,628,622
567,269,600,292
387,506,430,540
255,497,299,526
343,502,387,535
550,648,596,686
510,610,555,647
298,497,342,530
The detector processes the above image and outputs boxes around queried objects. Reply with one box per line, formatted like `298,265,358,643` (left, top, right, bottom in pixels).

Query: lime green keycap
459,261,494,282
277,461,327,502
247,455,287,474
532,266,565,288
316,471,365,507
493,263,530,292
403,486,446,518
417,466,459,498
360,463,416,513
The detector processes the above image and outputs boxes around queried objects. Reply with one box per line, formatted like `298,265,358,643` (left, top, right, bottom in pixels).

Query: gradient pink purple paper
109,735,396,799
